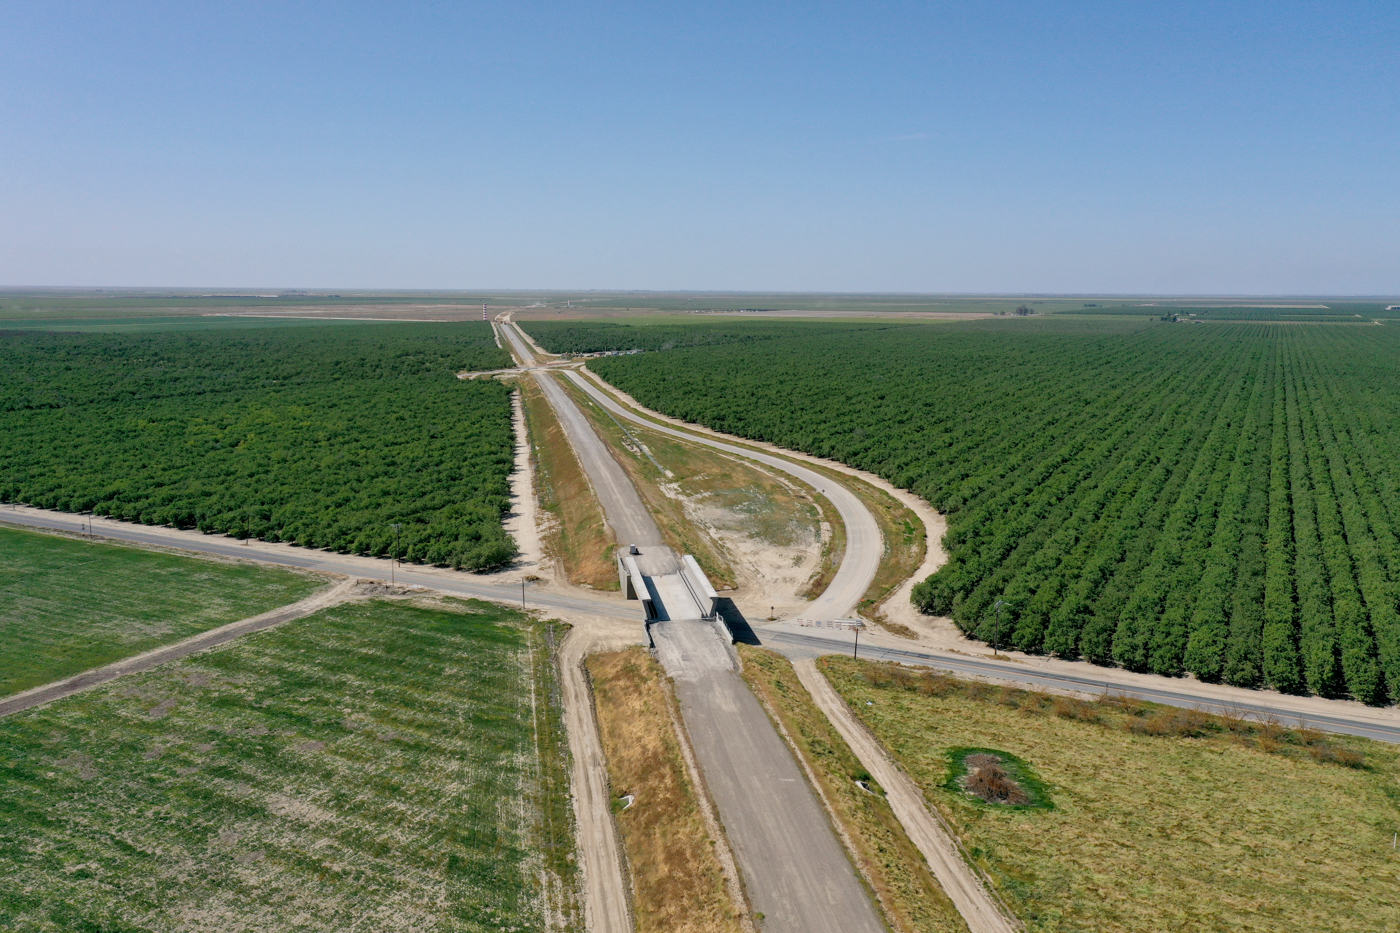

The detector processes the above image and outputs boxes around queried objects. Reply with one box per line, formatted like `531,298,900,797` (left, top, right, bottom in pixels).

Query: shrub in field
963,754,1030,805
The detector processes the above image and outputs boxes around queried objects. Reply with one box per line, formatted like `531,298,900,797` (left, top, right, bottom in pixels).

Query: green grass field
822,656,1400,932
0,525,325,695
0,596,579,932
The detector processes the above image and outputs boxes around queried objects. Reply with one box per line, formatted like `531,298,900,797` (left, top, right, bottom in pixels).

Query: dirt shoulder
556,622,647,933
739,647,972,933
587,647,751,933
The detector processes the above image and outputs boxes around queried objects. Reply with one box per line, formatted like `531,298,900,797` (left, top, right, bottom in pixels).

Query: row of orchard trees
576,319,1400,702
0,323,521,572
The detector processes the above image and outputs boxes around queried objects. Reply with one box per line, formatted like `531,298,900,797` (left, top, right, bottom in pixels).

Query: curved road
509,318,1400,745
504,318,881,622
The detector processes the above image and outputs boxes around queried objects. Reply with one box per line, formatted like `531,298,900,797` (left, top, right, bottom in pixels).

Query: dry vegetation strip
585,647,745,933
738,646,968,933
520,377,618,589
0,596,581,932
822,655,1400,933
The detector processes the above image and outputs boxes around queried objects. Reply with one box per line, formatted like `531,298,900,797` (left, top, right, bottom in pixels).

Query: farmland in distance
0,596,579,932
538,317,1400,702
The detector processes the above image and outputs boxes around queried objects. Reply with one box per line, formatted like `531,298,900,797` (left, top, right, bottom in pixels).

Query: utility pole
391,523,403,586
993,598,1005,659
522,579,527,610
853,623,861,659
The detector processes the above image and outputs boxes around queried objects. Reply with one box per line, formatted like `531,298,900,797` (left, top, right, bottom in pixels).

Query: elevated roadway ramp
625,548,884,933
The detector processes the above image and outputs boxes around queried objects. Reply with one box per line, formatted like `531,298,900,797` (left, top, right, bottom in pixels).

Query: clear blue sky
2,1,1397,294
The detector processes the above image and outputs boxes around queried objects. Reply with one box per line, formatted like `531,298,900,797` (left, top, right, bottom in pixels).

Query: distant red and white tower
482,304,488,320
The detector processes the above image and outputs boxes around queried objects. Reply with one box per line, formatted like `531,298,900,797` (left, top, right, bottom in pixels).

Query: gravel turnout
0,597,580,932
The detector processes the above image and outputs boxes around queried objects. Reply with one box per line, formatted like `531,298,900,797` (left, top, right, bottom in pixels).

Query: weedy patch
945,748,1051,809
0,597,581,932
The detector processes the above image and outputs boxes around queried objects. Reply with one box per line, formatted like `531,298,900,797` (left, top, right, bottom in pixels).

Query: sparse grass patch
738,646,967,933
822,655,1400,932
0,525,325,695
0,597,580,932
586,648,743,933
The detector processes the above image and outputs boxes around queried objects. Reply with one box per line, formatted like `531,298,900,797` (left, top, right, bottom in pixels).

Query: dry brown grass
520,378,618,589
586,648,745,933
738,646,968,933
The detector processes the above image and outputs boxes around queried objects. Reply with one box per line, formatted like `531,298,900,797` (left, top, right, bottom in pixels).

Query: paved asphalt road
502,319,885,933
652,619,884,933
0,508,632,621
764,626,1400,744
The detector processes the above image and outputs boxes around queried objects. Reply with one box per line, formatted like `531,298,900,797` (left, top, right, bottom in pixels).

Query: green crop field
822,656,1399,933
541,317,1400,701
0,525,324,695
0,596,579,932
0,322,519,570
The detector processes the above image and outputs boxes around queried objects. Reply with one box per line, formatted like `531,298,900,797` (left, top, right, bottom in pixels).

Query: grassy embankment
519,377,618,590
0,525,324,695
822,655,1400,932
738,647,968,933
0,596,580,932
587,648,746,933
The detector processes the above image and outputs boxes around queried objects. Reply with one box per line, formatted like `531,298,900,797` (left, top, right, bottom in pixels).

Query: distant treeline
1,323,519,570
522,319,904,354
1075,304,1400,321
547,318,1400,703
